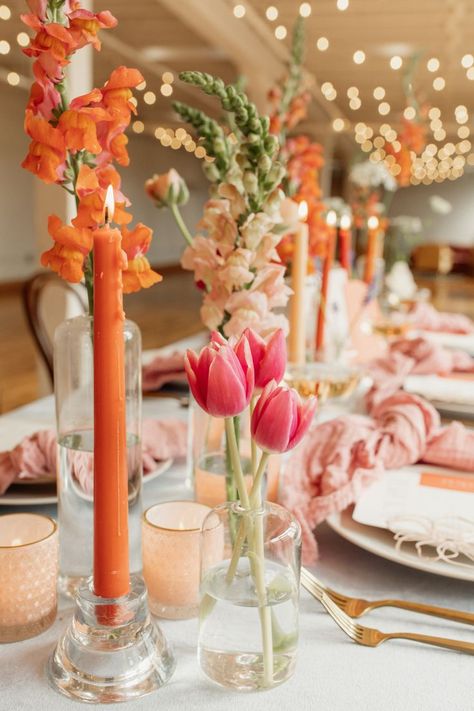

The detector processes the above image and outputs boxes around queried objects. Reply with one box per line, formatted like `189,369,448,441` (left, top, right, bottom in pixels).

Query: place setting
0,1,473,709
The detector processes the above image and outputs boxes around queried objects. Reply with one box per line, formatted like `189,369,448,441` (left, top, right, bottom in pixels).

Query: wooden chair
22,272,87,385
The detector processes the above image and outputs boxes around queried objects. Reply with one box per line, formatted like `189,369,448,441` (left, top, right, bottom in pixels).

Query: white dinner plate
0,458,173,507
327,507,474,583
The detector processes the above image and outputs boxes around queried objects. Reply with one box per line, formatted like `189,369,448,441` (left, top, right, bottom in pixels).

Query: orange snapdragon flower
22,16,75,80
58,109,103,154
41,214,93,282
121,224,162,293
22,111,66,183
68,9,117,50
101,67,144,117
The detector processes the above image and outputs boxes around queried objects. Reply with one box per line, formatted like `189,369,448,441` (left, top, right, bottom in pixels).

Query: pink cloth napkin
367,337,474,408
409,302,474,334
280,391,474,564
0,419,187,496
142,351,186,392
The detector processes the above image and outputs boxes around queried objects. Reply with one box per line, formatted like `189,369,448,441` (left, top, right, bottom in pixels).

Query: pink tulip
238,328,287,389
185,333,254,417
251,381,317,453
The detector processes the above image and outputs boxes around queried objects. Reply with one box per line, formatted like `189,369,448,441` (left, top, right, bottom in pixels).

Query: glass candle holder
142,501,222,619
54,314,142,596
0,513,58,643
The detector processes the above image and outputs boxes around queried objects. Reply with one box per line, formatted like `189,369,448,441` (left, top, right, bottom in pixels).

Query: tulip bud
145,169,189,208
251,381,316,453
184,336,254,417
238,328,287,389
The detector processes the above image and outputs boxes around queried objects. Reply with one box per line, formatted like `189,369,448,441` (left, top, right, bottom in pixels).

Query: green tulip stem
250,393,257,477
249,451,269,508
224,417,250,509
170,203,194,247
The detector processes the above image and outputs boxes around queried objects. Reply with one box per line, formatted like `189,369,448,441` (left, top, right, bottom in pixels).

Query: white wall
388,171,474,246
0,82,210,282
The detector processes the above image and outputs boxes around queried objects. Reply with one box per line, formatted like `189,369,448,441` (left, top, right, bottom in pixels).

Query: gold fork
301,568,474,655
301,566,474,625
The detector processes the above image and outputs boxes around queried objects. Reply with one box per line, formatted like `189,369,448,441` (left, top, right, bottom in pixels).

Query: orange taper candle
316,211,337,353
338,214,352,273
93,185,130,599
364,216,379,285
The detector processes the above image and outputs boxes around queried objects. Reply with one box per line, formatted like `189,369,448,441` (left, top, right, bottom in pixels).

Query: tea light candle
142,501,223,619
0,513,58,642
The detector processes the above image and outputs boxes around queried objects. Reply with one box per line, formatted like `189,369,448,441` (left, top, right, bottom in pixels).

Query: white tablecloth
1,397,473,711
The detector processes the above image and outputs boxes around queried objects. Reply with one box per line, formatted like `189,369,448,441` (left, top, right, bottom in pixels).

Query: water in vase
57,430,142,596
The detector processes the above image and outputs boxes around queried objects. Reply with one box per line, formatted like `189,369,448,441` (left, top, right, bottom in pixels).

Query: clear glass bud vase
54,314,142,596
198,501,301,691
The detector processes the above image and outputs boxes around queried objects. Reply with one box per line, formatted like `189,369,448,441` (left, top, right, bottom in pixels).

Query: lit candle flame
340,214,351,230
326,210,337,227
298,200,308,222
367,215,379,230
104,184,115,224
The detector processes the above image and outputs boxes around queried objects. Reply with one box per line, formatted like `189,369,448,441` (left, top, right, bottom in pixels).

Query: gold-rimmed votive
0,513,58,643
142,501,222,620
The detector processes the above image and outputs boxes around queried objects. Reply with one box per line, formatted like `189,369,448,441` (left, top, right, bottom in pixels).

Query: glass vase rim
203,501,301,543
60,313,137,326
0,513,57,549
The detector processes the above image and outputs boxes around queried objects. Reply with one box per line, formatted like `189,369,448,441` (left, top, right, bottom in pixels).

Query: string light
316,36,329,51
461,54,474,68
427,57,439,72
160,84,173,96
373,86,385,100
132,120,144,134
16,32,29,47
321,81,334,95
347,86,359,98
6,71,19,86
266,6,278,21
0,5,11,20
353,50,365,64
144,91,156,104
390,56,403,70
458,126,470,139
0,39,10,54
428,107,441,119
299,3,312,17
349,97,361,109
233,4,246,18
162,71,174,84
275,25,287,39
433,77,445,91
467,67,474,80
137,80,146,91
337,0,349,9
378,101,390,115
333,118,345,132
403,106,416,120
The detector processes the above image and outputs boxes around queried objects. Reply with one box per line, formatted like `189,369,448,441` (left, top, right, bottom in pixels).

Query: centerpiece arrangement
21,0,174,701
185,329,316,689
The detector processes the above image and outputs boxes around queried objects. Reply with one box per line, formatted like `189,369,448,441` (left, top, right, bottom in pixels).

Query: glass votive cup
0,513,58,643
142,501,222,620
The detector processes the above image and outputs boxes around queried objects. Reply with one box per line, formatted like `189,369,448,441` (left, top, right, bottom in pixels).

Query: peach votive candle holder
0,513,58,643
142,501,222,620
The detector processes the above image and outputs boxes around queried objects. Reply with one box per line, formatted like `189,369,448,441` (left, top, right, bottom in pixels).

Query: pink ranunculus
185,336,254,417
239,328,287,388
251,381,317,453
145,168,189,207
